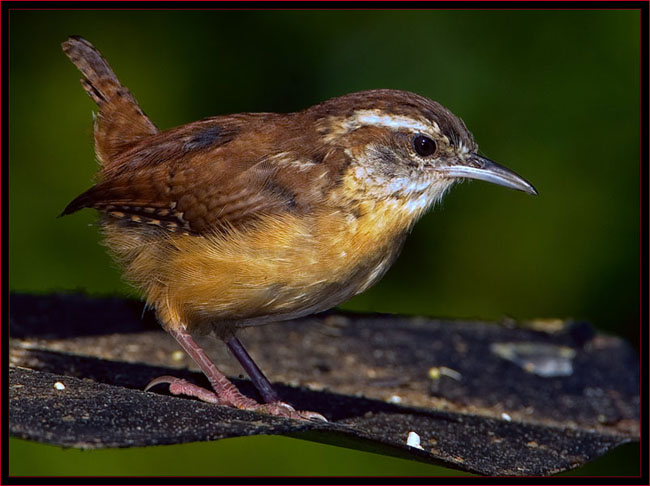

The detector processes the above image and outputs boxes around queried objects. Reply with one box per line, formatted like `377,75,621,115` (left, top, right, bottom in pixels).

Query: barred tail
62,36,158,167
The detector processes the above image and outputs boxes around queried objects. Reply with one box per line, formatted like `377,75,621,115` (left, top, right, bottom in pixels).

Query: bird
60,36,537,421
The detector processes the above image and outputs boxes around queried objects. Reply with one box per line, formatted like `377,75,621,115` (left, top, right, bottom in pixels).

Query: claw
145,375,220,404
144,375,177,392
300,411,328,422
258,401,328,422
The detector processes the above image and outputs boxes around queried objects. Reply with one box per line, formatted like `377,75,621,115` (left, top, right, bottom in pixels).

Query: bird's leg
146,326,326,421
226,336,280,404
222,336,326,420
152,327,259,409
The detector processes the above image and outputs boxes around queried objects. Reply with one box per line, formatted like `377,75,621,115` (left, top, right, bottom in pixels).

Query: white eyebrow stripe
352,110,438,133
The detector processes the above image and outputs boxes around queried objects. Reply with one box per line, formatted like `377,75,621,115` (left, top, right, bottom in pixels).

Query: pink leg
145,327,326,421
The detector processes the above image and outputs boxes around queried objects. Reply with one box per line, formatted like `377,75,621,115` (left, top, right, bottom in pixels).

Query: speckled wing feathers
60,121,329,234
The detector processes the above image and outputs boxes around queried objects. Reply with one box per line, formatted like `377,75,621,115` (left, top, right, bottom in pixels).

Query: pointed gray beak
437,154,538,195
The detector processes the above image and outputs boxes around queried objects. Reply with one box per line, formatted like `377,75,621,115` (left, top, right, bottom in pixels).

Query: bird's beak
436,154,538,195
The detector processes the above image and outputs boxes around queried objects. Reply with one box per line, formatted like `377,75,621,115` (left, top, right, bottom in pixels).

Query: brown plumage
61,36,536,419
62,36,158,164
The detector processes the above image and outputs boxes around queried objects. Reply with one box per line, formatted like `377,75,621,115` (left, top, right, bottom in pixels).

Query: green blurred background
9,9,639,476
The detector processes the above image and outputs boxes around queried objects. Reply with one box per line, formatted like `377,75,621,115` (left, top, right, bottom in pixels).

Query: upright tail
62,36,158,167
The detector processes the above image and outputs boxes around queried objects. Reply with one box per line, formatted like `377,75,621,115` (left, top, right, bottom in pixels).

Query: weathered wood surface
9,293,639,476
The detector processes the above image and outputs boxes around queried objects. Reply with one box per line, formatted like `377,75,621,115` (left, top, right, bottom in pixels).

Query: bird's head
314,89,536,218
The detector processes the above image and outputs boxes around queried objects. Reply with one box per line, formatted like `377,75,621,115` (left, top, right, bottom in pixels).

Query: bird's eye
412,135,437,157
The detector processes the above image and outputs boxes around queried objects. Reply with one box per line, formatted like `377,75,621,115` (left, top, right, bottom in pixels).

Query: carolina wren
61,36,536,420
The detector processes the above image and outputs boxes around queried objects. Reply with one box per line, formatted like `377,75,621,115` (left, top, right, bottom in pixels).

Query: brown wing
61,118,337,234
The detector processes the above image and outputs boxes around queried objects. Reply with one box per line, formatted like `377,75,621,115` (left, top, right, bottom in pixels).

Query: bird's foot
145,375,221,404
145,375,327,422
255,401,328,422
